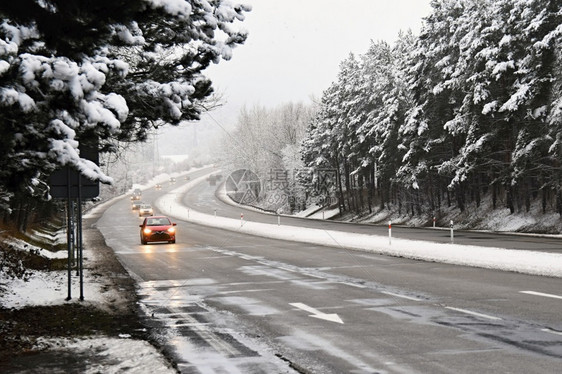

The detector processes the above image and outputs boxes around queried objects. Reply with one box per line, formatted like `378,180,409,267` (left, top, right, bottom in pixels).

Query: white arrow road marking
290,303,344,324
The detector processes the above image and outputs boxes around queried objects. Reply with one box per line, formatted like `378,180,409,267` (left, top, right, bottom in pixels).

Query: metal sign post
66,168,72,301
77,177,84,301
49,142,99,302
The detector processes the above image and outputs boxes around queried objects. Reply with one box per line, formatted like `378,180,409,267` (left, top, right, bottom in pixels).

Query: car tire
141,238,147,245
169,239,176,244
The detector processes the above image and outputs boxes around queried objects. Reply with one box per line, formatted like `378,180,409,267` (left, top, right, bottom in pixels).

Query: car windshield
141,205,151,209
146,218,170,226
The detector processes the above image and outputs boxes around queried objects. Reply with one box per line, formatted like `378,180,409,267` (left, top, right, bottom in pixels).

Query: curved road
188,176,562,253
94,170,562,373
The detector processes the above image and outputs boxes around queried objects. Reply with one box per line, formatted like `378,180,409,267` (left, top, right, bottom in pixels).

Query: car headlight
167,227,175,233
143,228,152,234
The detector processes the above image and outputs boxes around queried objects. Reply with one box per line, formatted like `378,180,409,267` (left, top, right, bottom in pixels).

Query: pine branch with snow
0,0,250,203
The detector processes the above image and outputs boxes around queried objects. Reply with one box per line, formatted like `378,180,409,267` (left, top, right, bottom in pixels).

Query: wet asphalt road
95,170,562,373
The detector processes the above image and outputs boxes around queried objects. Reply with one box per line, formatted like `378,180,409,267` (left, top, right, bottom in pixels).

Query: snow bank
0,270,106,309
36,337,175,374
2,236,66,259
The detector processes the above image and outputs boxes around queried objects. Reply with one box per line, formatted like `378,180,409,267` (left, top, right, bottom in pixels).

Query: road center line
445,307,502,321
520,291,562,300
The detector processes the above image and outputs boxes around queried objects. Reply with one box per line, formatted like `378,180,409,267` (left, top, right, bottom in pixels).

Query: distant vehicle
131,200,143,210
139,203,153,217
155,184,162,190
184,175,191,181
139,216,176,244
170,177,176,184
131,188,142,200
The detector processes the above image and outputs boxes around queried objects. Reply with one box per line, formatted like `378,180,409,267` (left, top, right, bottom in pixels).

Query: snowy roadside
0,167,215,373
0,219,176,373
156,174,562,278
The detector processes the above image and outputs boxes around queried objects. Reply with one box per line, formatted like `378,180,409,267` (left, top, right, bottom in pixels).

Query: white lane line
304,273,326,280
341,282,366,289
520,291,562,300
381,291,421,301
217,288,275,295
542,328,562,336
172,322,211,327
445,307,502,321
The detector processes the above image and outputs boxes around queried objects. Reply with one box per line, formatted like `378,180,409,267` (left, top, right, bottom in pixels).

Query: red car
139,216,176,244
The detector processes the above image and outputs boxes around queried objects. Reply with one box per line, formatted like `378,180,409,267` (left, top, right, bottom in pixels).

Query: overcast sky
204,0,432,125
160,1,433,155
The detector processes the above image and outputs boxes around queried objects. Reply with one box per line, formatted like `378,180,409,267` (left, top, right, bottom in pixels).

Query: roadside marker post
388,221,392,245
450,220,454,243
241,213,244,227
433,216,436,228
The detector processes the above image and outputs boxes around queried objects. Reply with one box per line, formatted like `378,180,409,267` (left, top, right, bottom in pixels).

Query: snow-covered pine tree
359,34,416,213
397,0,468,211
350,41,393,214
545,3,562,213
506,0,562,213
334,53,364,212
433,0,494,210
301,83,345,210
468,0,562,213
0,0,250,201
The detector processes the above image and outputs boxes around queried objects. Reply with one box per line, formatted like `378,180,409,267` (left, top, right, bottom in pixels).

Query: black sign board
48,143,100,199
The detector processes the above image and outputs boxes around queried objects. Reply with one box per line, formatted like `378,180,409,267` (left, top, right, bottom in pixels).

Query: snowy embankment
0,239,177,373
0,235,98,308
156,174,562,278
0,173,204,373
